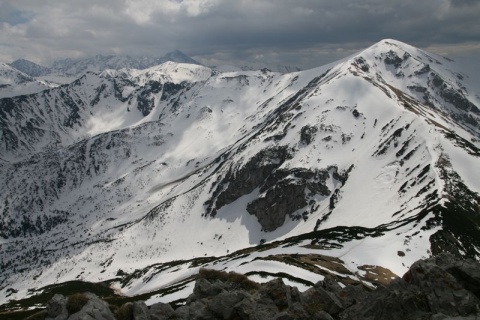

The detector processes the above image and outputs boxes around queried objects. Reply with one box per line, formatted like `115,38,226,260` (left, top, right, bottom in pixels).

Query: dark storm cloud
450,0,479,7
0,0,479,69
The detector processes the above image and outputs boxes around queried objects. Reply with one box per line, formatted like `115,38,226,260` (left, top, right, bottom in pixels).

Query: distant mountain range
0,39,479,313
8,50,202,77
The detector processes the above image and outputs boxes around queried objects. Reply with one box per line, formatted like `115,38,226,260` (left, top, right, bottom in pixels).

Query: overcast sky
1,0,479,69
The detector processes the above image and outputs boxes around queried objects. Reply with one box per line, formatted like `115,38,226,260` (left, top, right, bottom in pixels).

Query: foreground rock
342,253,480,319
34,253,480,319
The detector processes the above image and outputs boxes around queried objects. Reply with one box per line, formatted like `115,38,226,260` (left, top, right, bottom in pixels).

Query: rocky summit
20,254,479,320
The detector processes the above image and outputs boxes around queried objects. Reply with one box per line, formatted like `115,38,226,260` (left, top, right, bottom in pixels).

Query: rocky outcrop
205,145,347,232
342,253,480,319
300,125,318,145
43,292,115,320
36,254,480,320
45,294,68,320
204,146,292,218
247,167,332,231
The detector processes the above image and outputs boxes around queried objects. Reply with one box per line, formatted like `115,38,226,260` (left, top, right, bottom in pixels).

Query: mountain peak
368,39,417,51
345,39,480,133
162,49,202,65
9,59,51,77
358,39,420,58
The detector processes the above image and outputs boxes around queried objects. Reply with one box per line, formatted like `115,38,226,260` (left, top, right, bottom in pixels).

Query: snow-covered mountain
10,59,52,77
0,62,34,85
0,62,54,98
49,50,202,76
0,39,479,308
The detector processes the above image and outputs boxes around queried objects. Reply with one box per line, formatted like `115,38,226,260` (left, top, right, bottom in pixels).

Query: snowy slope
0,63,54,98
0,63,212,161
0,40,479,306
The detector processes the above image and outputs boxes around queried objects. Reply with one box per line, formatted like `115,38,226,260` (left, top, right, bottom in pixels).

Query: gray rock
446,256,480,299
247,178,307,231
189,278,225,302
341,284,429,320
209,146,291,217
234,298,279,320
45,294,68,320
149,302,174,320
311,311,335,320
247,167,332,232
258,278,292,310
300,125,318,145
274,311,294,320
431,313,480,320
207,290,249,319
336,283,368,308
188,300,216,320
39,254,480,320
132,301,150,320
302,284,343,316
172,305,190,320
68,293,115,320
115,302,133,320
404,254,479,316
289,286,303,305
288,302,310,319
318,275,343,295
342,253,480,319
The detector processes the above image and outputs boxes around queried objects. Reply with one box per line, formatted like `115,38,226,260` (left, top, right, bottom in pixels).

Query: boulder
45,294,68,320
171,305,190,320
258,278,293,310
189,277,225,301
132,301,150,320
187,300,216,320
68,293,115,320
207,290,250,319
302,284,343,316
149,302,174,320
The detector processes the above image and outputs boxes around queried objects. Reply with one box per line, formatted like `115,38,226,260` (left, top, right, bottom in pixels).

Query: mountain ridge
0,39,479,308
9,50,202,78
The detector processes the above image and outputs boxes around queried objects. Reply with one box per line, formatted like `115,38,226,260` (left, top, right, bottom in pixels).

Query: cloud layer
1,0,479,68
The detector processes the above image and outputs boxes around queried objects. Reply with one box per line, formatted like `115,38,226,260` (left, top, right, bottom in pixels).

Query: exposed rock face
300,125,318,145
205,145,345,232
205,146,291,218
384,50,404,68
38,254,480,319
247,167,332,231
